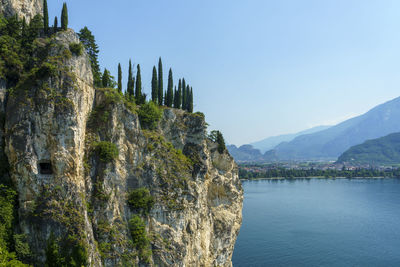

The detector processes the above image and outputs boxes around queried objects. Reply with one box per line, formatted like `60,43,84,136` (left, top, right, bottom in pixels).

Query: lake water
232,178,400,267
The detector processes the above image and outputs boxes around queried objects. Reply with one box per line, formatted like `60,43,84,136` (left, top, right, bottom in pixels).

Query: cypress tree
164,91,167,106
173,86,177,108
135,64,143,104
177,79,182,109
61,3,68,31
117,63,122,93
185,85,190,111
151,66,158,103
182,78,186,110
43,0,49,34
166,68,174,107
189,87,193,113
127,60,134,97
53,16,58,32
173,87,178,108
131,77,135,98
158,57,163,105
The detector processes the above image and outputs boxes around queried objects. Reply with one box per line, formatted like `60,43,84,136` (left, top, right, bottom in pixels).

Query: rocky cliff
1,0,43,21
0,4,243,266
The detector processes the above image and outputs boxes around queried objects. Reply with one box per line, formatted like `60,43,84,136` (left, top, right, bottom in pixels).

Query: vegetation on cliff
0,0,241,266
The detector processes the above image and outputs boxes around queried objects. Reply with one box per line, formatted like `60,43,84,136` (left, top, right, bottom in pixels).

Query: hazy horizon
50,0,400,145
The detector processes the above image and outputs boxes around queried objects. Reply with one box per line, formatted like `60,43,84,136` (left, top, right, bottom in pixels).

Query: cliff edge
0,3,243,266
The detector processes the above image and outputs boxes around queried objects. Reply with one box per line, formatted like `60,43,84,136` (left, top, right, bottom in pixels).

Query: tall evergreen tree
117,63,122,93
177,79,182,109
151,66,158,103
127,60,134,97
158,57,163,105
173,86,178,108
135,64,143,104
166,68,174,107
182,78,186,110
173,88,177,108
53,16,58,32
78,27,102,87
61,3,68,31
43,0,49,34
216,131,226,154
189,87,193,113
164,91,167,106
102,69,111,87
184,85,190,111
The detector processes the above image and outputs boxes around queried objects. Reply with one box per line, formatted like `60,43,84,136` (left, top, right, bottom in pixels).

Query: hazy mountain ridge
250,125,331,153
337,132,400,165
271,96,400,160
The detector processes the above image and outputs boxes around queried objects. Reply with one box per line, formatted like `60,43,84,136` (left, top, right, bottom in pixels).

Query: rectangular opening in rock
39,162,53,175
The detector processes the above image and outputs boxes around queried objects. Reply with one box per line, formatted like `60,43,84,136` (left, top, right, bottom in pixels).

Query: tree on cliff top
188,87,193,113
127,60,134,98
158,57,163,105
117,63,122,93
135,64,144,104
78,27,102,87
61,3,68,31
101,68,116,88
166,68,174,107
151,66,158,103
53,16,58,31
209,131,226,154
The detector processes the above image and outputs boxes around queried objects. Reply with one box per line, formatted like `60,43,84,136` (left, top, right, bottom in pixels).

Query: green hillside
337,132,400,165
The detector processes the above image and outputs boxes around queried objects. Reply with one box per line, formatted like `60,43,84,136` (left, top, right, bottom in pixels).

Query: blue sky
49,0,400,145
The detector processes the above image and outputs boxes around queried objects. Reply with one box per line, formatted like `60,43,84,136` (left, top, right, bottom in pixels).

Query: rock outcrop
1,0,43,21
83,92,243,266
0,1,243,266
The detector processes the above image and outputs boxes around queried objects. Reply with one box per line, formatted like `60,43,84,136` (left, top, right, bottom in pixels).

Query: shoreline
239,176,397,181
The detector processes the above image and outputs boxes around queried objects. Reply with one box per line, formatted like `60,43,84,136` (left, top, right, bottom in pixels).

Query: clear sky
49,0,400,145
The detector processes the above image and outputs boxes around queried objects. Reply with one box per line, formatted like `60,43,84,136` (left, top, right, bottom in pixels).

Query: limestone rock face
0,0,43,21
1,24,242,267
84,96,243,266
4,30,99,265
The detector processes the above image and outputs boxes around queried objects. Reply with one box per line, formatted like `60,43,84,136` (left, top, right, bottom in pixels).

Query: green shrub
137,101,162,130
0,183,29,266
94,141,119,163
69,43,83,56
127,188,154,215
0,246,28,266
35,62,58,79
128,215,151,261
13,234,31,262
0,184,16,245
191,112,205,120
45,233,88,267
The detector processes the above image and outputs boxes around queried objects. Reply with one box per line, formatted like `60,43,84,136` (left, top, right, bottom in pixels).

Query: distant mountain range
250,126,331,153
228,96,400,162
271,96,400,160
337,133,400,165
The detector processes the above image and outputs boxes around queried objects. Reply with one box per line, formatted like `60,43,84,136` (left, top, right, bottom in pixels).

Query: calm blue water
232,178,400,267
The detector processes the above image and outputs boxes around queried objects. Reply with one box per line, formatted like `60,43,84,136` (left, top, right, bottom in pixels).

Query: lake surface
232,178,400,267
